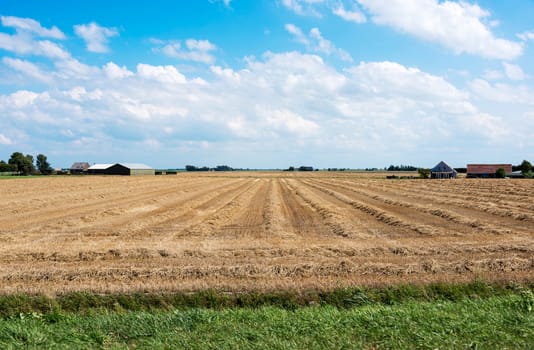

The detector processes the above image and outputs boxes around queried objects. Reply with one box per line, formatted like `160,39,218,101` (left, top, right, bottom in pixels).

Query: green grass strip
0,294,533,349
0,281,531,317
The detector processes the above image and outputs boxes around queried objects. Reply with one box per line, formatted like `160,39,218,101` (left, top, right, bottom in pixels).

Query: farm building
87,163,114,175
431,161,457,179
467,164,512,178
70,162,90,174
87,163,155,176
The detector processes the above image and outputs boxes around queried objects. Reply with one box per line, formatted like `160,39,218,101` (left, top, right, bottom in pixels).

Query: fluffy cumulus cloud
332,3,366,24
103,62,134,79
281,0,326,16
74,22,118,53
356,0,523,60
518,31,534,42
0,133,13,145
1,15,533,167
155,39,217,64
2,57,52,83
469,79,534,105
502,62,526,81
285,24,352,61
3,46,520,167
1,16,65,39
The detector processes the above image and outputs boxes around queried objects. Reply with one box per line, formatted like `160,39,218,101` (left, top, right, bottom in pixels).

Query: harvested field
0,172,533,295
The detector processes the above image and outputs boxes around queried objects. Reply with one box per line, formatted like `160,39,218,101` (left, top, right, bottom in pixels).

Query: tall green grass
0,281,529,317
0,293,533,349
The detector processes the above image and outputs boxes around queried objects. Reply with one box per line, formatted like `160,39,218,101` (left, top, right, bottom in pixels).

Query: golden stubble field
0,172,533,295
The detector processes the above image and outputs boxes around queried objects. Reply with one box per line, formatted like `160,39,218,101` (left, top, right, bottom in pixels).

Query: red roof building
466,164,512,178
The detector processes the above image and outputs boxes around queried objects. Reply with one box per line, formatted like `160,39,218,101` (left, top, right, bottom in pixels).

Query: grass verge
0,280,531,317
0,293,533,349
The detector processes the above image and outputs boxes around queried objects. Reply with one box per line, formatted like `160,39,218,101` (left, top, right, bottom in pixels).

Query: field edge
1,279,533,317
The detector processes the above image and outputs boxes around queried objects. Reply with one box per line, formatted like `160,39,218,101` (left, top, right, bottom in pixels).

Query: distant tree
287,166,295,171
520,160,532,176
36,154,53,175
0,160,17,172
418,168,430,179
387,165,418,171
185,165,198,172
495,168,506,178
8,152,35,175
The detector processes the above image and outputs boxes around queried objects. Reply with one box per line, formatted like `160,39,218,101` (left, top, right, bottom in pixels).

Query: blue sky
0,0,533,169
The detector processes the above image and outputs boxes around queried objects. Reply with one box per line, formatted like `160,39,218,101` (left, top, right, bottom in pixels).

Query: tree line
0,152,52,175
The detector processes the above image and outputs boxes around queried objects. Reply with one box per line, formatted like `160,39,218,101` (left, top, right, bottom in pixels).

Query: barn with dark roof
431,161,457,179
87,163,154,176
70,162,90,174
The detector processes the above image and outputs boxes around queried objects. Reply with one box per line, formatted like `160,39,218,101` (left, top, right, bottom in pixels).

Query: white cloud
258,107,320,136
8,90,41,108
1,49,531,167
503,62,526,81
285,24,352,61
461,113,510,140
74,22,118,53
281,0,325,16
357,0,523,60
2,57,52,83
136,63,187,84
55,57,99,80
0,133,12,145
157,39,217,64
483,69,503,81
0,32,70,59
518,31,534,42
1,16,65,39
469,79,534,105
332,4,366,24
186,39,216,52
103,62,134,79
284,24,308,45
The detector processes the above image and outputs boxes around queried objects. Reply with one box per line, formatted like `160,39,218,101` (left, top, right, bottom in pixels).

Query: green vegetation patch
0,281,531,317
1,293,533,349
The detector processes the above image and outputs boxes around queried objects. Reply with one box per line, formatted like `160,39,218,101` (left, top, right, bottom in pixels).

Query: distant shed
467,164,512,178
87,163,154,175
70,162,90,174
431,161,457,179
108,163,155,176
87,163,114,175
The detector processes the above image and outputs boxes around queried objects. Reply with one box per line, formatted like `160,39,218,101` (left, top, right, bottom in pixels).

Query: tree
520,160,532,176
36,154,53,175
495,168,506,178
8,152,35,175
418,168,430,179
0,160,16,172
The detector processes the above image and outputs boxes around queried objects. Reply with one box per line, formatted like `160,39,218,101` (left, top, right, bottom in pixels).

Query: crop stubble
0,172,533,295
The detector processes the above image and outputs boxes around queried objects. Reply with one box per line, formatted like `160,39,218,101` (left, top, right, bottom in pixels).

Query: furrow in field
286,178,398,238
0,177,218,234
218,179,271,238
274,178,332,238
176,179,268,239
312,179,509,235
337,179,534,231
301,179,449,236
147,178,261,238
368,179,534,221
90,178,251,237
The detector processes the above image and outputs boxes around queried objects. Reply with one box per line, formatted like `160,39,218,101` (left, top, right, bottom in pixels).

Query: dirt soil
0,172,533,295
